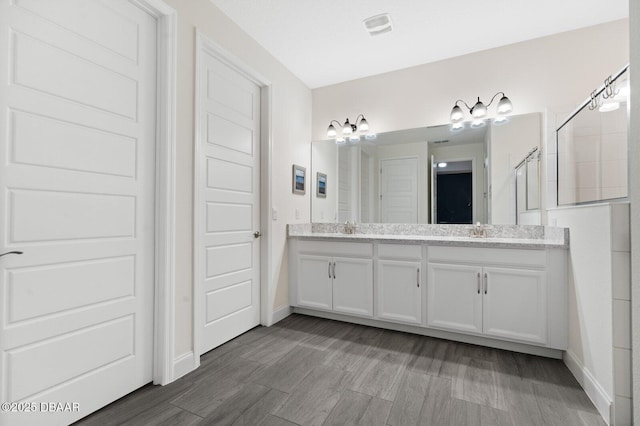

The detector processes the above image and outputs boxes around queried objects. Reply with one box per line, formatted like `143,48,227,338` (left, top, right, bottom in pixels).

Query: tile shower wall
611,204,632,425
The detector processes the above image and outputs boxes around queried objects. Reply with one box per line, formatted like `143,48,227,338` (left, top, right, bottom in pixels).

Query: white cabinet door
377,260,422,325
333,257,373,317
298,255,333,310
427,263,483,334
483,267,547,344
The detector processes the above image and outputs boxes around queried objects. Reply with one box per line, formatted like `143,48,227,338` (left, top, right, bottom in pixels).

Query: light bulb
438,162,447,168
494,116,509,125
471,119,486,128
599,101,620,112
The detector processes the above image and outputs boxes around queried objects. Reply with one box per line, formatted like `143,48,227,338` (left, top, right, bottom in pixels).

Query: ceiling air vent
363,13,392,36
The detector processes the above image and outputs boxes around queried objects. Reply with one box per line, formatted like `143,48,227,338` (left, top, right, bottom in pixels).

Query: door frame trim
129,0,177,386
193,31,273,369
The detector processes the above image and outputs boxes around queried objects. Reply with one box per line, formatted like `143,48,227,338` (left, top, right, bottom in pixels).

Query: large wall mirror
311,112,542,225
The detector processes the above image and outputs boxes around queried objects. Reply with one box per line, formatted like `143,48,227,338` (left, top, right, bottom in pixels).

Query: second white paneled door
196,39,261,354
0,0,157,424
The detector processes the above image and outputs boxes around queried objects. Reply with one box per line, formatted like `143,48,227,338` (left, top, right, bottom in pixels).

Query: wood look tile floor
76,314,604,426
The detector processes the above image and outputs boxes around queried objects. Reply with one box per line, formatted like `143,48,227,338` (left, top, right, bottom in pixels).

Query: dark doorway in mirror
436,170,473,224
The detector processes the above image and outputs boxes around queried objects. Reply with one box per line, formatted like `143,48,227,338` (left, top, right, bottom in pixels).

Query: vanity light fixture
449,92,513,127
327,115,370,144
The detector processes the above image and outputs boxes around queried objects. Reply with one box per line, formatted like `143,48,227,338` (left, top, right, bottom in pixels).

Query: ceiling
210,0,628,89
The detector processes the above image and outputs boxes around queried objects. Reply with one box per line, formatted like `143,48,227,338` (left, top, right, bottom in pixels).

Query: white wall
311,141,337,222
164,0,312,359
548,203,630,424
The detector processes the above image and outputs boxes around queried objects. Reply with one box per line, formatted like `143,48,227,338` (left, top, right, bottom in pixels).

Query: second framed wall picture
317,172,327,198
292,164,306,194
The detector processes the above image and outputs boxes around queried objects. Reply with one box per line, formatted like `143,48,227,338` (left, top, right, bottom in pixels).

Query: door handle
333,262,336,279
417,267,420,287
484,272,488,294
253,231,261,238
0,251,23,258
477,272,481,294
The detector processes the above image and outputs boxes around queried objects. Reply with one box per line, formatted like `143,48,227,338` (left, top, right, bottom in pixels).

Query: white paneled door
197,40,261,355
380,157,418,223
0,1,157,424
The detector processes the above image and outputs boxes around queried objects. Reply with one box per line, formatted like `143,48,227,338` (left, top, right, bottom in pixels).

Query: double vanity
288,223,569,358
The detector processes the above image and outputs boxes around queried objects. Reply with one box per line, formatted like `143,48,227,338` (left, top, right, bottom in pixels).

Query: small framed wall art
316,172,327,198
292,164,306,194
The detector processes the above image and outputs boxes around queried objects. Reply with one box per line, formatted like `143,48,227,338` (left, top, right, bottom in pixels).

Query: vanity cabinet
294,241,373,317
427,246,548,345
289,236,567,354
376,244,423,325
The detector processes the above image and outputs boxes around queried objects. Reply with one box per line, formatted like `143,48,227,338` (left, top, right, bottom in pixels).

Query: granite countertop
287,223,569,249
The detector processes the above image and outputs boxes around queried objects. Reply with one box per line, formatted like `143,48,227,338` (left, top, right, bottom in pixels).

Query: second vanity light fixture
449,92,513,130
327,115,371,144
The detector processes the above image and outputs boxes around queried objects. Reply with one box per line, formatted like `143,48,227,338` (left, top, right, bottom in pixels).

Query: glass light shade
342,119,353,135
358,117,369,133
450,105,464,122
327,124,337,138
349,135,361,142
471,99,487,118
497,95,513,114
335,137,346,145
451,122,465,132
471,118,486,128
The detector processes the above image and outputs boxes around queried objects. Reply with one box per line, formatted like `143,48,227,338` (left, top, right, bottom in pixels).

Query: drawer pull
477,272,481,294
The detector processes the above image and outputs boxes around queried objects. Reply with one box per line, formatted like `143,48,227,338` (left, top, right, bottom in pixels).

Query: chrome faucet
343,221,356,234
471,222,486,238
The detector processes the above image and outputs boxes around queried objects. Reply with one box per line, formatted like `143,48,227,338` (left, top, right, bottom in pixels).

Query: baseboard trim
271,305,292,325
563,349,612,424
173,351,196,381
293,307,563,359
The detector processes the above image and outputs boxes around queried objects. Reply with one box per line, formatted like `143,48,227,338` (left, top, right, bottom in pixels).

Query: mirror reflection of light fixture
327,115,370,143
449,92,513,127
438,162,447,168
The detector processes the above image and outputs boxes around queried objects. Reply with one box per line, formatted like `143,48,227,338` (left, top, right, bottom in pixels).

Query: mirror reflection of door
433,160,473,224
380,157,418,223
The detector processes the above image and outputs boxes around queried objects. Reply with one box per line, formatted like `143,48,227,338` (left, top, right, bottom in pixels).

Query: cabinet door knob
477,272,481,294
0,251,23,258
484,272,488,294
